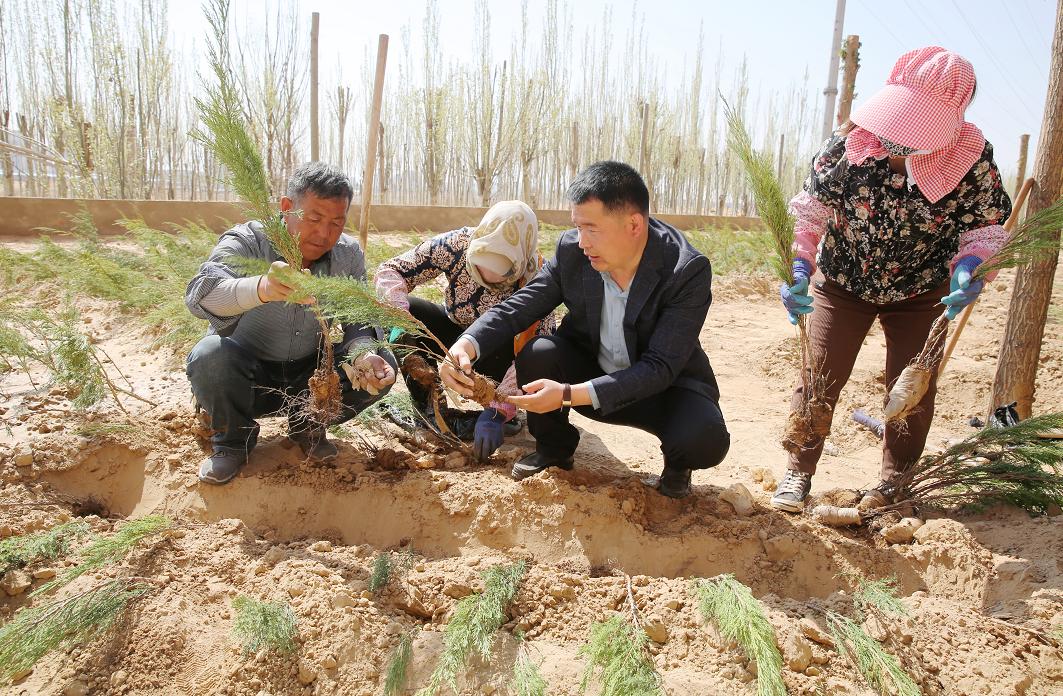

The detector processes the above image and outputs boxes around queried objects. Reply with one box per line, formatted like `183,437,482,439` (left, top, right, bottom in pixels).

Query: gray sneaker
289,428,339,462
770,470,813,512
198,447,249,485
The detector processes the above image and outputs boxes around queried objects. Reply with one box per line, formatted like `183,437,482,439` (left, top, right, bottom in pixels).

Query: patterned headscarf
845,46,985,203
466,200,540,290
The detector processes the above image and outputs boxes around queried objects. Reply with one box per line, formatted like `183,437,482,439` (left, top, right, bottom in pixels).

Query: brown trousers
788,279,950,483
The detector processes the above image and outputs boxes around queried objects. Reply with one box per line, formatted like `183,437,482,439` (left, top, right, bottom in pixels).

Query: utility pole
1013,133,1030,201
989,0,1063,419
359,34,389,251
836,34,861,126
821,0,847,141
310,12,320,161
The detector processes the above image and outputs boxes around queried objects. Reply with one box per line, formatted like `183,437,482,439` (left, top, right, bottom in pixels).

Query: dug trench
36,420,978,603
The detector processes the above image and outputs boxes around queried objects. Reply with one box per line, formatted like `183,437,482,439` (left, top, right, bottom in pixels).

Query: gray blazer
466,217,718,415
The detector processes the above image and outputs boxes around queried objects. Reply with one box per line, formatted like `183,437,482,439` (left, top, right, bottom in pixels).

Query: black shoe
658,468,692,498
503,416,523,437
383,403,417,431
289,427,339,462
448,411,481,441
510,452,574,480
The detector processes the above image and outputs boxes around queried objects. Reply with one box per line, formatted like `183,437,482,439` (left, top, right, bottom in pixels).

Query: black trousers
402,297,512,406
186,335,396,450
514,335,730,471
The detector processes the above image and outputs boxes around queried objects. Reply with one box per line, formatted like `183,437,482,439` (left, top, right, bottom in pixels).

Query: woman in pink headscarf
770,46,1012,513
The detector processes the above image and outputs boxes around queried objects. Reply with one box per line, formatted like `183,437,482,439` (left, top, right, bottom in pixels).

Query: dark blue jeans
186,335,395,452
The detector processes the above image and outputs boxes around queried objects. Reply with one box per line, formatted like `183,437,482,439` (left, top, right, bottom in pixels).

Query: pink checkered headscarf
845,46,985,203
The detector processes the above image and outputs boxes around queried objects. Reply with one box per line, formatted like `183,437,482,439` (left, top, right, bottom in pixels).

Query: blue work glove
940,255,983,320
387,327,405,343
780,258,814,325
473,408,506,462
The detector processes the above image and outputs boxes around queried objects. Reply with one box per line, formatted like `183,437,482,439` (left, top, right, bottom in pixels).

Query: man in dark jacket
185,162,396,485
441,161,729,497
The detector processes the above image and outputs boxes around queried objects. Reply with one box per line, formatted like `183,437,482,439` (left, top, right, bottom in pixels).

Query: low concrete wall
0,197,763,236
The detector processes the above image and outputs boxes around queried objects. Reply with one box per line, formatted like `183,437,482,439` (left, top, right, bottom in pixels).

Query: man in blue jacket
441,161,729,498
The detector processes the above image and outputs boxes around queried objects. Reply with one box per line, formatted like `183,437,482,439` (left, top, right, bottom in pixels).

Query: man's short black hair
566,161,650,216
286,161,354,203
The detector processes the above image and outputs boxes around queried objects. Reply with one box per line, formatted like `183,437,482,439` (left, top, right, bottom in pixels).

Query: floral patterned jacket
376,227,557,405
790,134,1012,303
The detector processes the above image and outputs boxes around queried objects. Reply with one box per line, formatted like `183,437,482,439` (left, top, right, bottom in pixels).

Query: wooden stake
989,0,1063,419
310,12,320,161
775,132,785,181
836,34,860,126
1013,133,1029,200
377,122,386,202
638,101,650,175
569,120,579,180
359,34,389,251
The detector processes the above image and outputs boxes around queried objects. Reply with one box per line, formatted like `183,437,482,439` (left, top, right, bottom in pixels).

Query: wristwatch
561,383,573,408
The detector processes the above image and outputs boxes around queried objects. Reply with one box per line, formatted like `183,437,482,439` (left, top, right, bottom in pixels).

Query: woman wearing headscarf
770,46,1012,512
376,200,555,461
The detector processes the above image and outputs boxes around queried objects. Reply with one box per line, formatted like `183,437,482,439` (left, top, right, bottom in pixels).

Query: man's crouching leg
510,336,586,480
186,335,261,485
656,390,730,498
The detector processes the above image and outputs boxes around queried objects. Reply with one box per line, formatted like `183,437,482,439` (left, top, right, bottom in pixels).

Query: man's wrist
561,383,572,408
458,334,480,361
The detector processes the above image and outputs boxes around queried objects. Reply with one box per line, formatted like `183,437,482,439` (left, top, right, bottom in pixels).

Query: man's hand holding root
341,353,396,395
507,379,565,413
440,337,478,398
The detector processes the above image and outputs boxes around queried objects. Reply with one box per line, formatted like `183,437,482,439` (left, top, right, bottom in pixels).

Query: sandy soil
0,259,1062,696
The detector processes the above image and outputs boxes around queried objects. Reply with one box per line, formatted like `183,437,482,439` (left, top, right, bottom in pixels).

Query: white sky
167,0,1059,179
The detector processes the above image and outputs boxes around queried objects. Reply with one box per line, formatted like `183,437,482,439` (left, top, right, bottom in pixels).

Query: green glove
388,327,405,343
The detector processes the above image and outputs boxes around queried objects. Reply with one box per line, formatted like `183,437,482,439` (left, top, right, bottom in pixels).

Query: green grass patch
694,575,785,696
382,629,415,696
72,421,138,440
578,614,662,695
232,596,298,655
417,560,527,695
0,522,91,576
0,578,152,684
33,515,171,598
